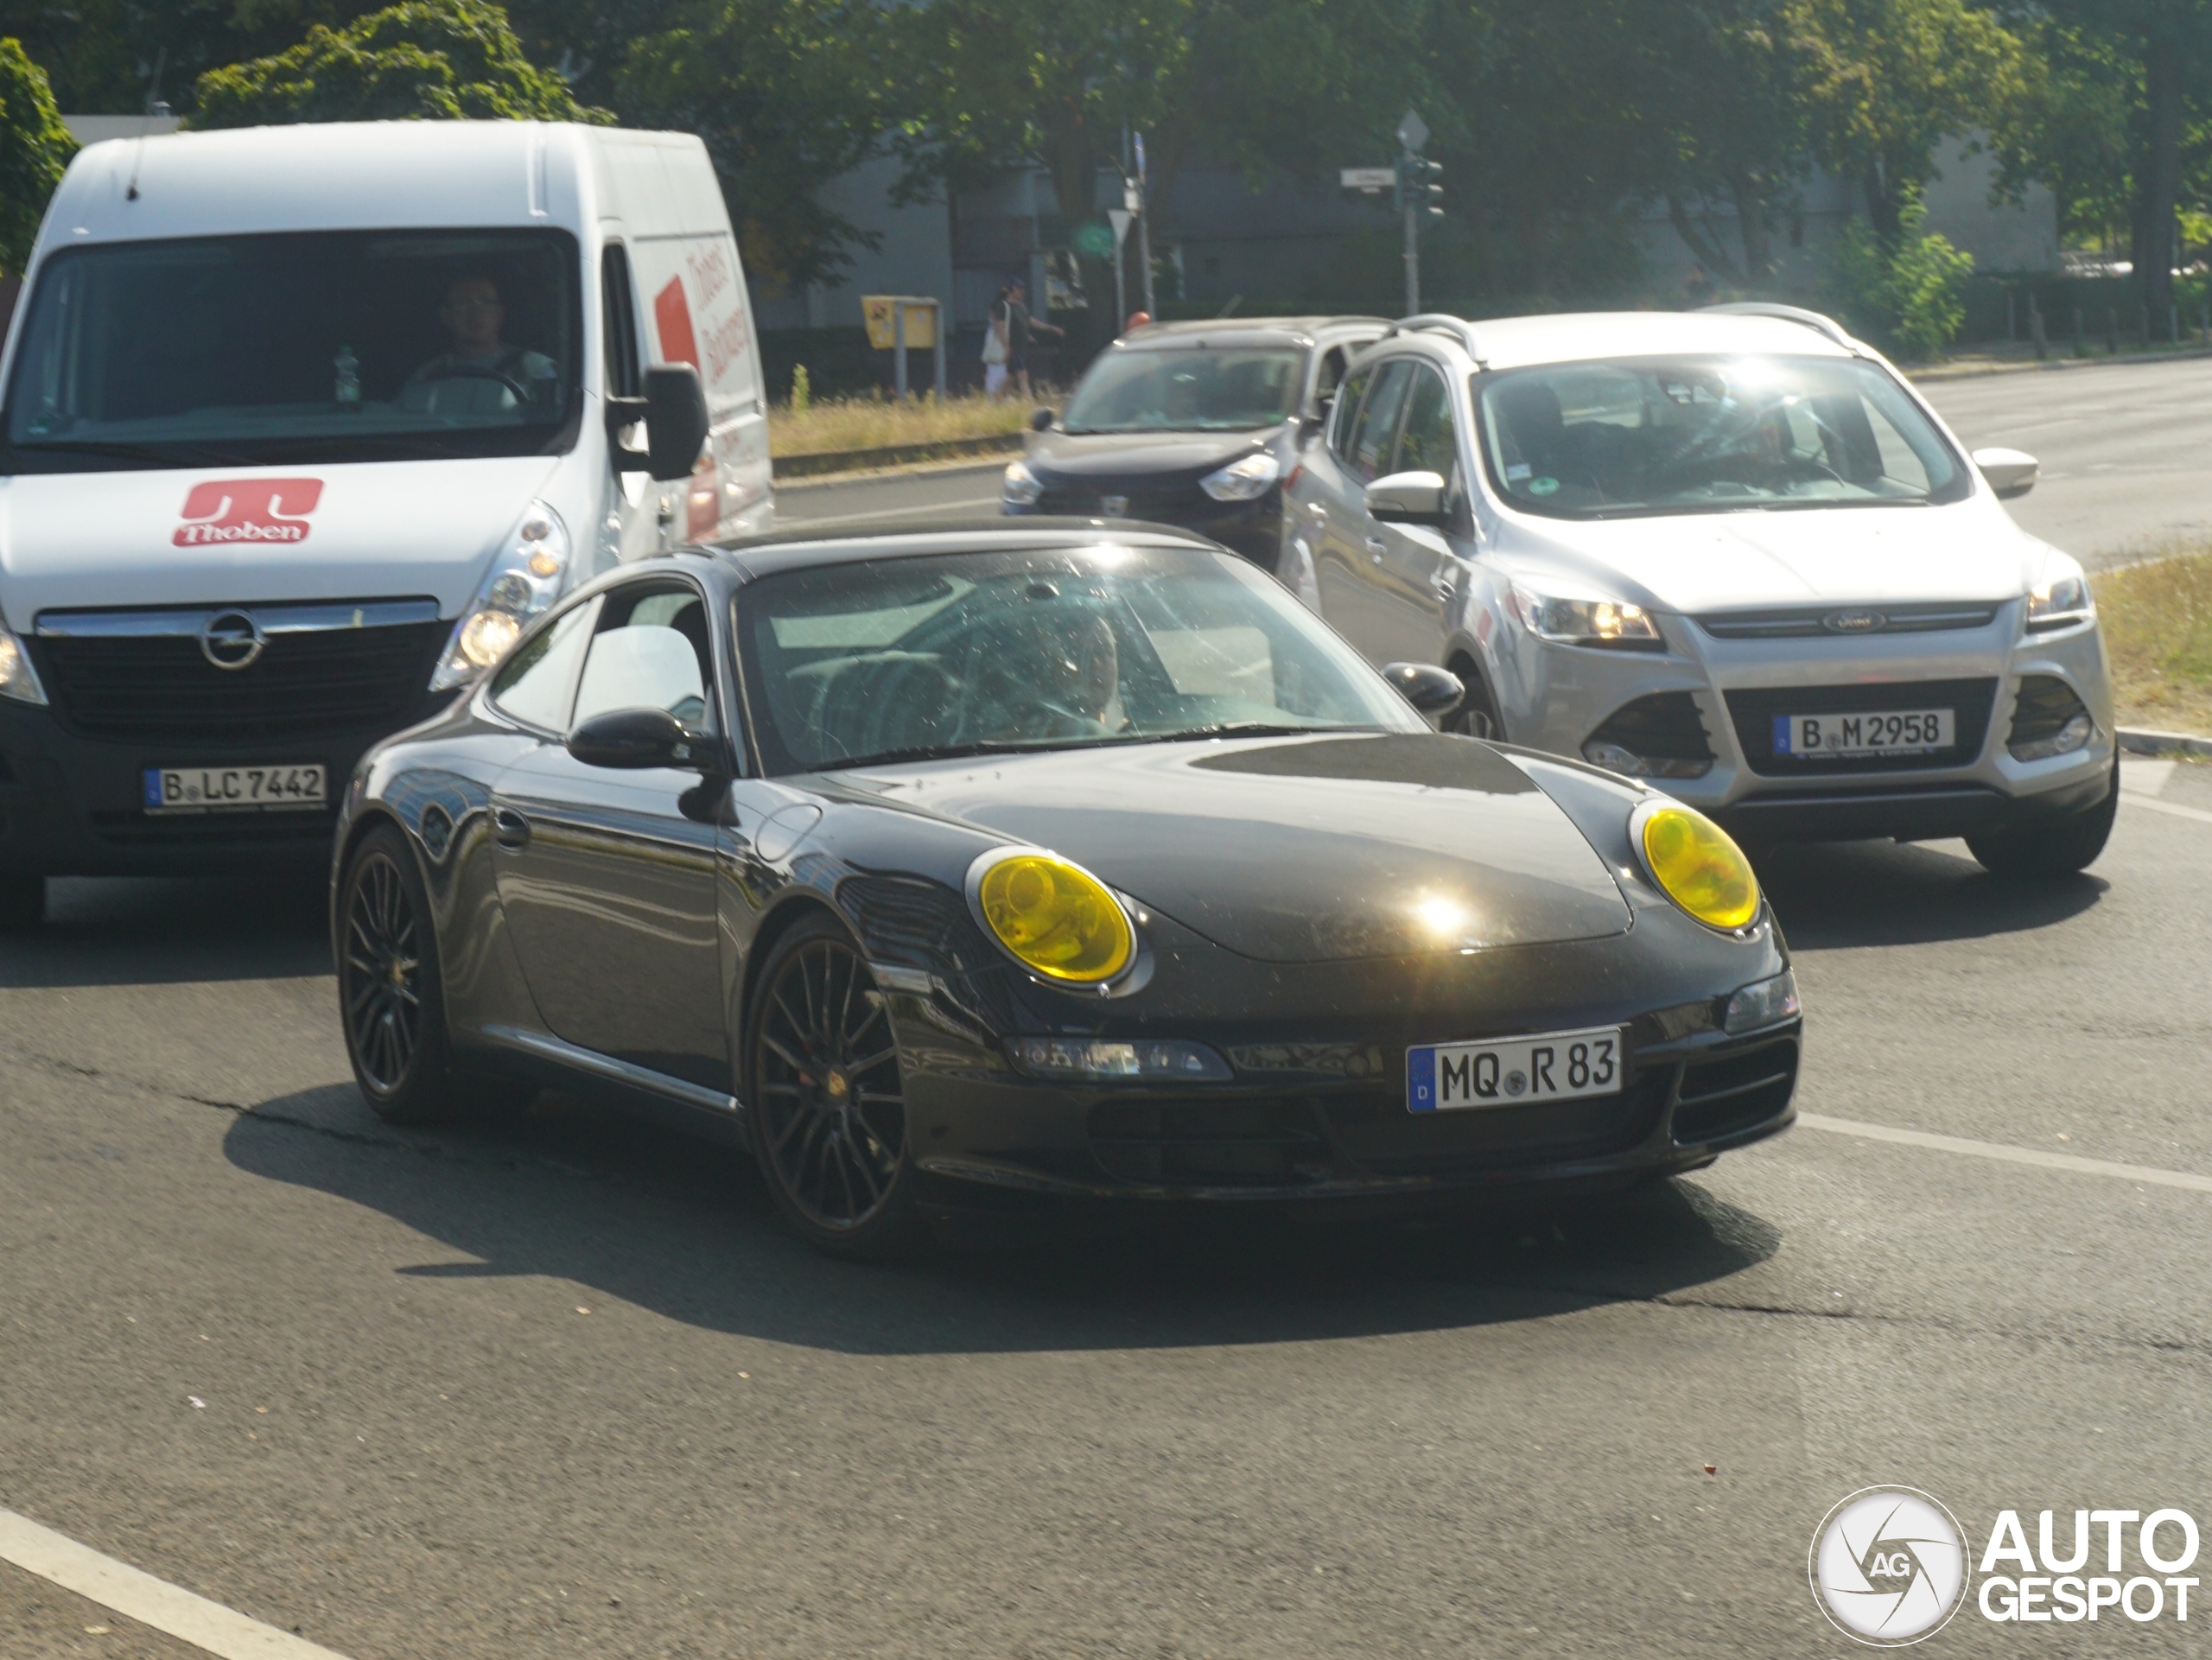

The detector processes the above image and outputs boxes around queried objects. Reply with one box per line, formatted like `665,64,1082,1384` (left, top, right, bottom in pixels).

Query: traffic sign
1395,109,1429,154
1340,167,1395,191
1109,208,1132,248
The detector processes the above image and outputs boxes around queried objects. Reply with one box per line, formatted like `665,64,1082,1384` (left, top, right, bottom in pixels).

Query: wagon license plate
1407,1025,1625,1114
143,764,327,814
1772,709,1954,759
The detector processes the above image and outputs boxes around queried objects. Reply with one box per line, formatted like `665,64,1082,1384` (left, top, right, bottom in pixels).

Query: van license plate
1406,1025,1625,1113
1772,709,1954,759
143,765,327,814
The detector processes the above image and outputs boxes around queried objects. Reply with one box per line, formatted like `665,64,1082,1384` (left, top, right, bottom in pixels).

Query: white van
0,119,770,925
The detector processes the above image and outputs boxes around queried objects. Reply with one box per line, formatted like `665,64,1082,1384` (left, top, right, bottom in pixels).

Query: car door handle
493,807,531,849
1365,537,1388,562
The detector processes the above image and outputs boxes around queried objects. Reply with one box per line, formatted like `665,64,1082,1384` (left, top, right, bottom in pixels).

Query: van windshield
3,229,581,471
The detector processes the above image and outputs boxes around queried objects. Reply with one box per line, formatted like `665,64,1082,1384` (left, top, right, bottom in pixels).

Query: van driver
402,275,558,415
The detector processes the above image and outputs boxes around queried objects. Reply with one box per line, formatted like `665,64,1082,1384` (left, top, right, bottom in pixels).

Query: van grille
35,601,446,745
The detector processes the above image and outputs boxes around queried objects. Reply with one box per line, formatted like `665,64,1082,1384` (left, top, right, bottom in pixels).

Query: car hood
1028,427,1278,480
0,457,562,628
1492,499,2040,615
830,732,1632,963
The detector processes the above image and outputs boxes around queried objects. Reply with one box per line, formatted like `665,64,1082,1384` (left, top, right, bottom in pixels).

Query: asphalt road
769,354,2212,567
3,759,2210,1659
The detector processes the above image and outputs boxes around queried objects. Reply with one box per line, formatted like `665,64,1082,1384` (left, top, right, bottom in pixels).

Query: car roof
1376,309,1862,372
708,518,1223,578
1118,315,1388,351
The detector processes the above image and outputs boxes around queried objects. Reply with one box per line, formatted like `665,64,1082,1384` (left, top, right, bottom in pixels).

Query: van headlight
1001,459,1045,508
431,499,571,690
2025,556,2094,632
1199,451,1281,502
0,614,48,705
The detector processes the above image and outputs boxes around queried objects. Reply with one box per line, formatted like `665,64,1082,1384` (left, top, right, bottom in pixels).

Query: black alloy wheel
749,914,920,1258
1444,662,1505,741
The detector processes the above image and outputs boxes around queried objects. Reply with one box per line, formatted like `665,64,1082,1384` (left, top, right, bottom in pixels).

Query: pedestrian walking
981,284,1011,399
1003,277,1064,403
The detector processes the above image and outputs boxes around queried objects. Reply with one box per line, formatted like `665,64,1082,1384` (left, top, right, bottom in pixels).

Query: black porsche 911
333,520,1801,1257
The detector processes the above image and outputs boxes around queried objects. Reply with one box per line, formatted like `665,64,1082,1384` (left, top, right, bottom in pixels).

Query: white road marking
1799,1113,2212,1195
778,493,1001,527
2121,759,2177,795
0,1508,352,1660
2128,793,2212,826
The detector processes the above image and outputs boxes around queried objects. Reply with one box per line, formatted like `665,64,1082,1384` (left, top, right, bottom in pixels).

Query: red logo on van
654,277,700,371
173,479,323,547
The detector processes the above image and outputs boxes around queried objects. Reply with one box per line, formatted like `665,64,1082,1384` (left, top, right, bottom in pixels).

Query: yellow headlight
1639,806,1759,931
974,852,1134,983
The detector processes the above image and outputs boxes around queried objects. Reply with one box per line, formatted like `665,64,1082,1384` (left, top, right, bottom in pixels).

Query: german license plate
143,764,327,814
1772,708,1954,759
1407,1025,1625,1113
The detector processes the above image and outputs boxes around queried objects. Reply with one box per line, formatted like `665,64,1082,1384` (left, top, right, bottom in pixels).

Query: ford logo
200,609,266,671
1099,494,1129,518
1823,610,1885,634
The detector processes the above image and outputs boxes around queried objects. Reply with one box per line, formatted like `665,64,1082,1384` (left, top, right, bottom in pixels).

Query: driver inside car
401,274,557,416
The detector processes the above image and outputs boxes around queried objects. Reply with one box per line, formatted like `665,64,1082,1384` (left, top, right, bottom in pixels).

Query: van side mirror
607,363,712,481
1030,406,1055,432
567,706,704,770
1379,662,1465,716
1367,469,1448,525
1971,446,2038,499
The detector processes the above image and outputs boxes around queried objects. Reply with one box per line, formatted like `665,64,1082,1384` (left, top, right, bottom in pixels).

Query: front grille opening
2005,675,2094,761
1582,692,1715,779
1089,1097,1331,1186
1672,1040,1798,1144
1698,604,1999,639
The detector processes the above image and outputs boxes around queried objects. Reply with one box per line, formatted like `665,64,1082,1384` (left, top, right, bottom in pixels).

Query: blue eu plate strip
141,769,162,808
1771,715,1793,754
1406,1045,1436,1114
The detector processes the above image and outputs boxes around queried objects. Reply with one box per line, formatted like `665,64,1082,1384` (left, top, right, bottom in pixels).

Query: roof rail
1697,302,1859,353
1385,313,1487,367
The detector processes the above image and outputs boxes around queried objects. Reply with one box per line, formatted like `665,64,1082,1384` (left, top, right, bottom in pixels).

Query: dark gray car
1001,316,1386,574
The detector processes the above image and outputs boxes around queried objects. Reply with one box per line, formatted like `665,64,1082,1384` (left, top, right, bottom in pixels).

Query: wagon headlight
1199,451,1281,502
1633,801,1759,932
967,847,1135,984
1510,581,1662,649
2025,557,2094,633
0,614,47,705
432,499,571,690
1001,458,1045,507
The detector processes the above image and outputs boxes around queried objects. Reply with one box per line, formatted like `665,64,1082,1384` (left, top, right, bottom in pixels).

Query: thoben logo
173,479,322,547
1812,1487,1970,1646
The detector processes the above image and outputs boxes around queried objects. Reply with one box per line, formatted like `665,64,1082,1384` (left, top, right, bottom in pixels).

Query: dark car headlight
1199,452,1281,502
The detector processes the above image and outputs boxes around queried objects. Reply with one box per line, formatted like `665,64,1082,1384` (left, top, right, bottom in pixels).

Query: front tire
747,913,923,1260
338,825,475,1124
0,873,44,932
1965,755,2119,878
1443,661,1505,741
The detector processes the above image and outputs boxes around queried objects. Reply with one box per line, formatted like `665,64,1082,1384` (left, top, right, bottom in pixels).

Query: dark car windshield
3,229,581,472
1062,348,1303,434
736,543,1421,774
1476,354,1969,518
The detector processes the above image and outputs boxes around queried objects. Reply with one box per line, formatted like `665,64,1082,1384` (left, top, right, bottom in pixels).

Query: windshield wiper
9,438,258,465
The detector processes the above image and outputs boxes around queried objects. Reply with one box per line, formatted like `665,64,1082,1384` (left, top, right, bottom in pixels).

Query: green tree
1830,193,1973,353
191,0,607,126
616,0,891,292
0,35,73,272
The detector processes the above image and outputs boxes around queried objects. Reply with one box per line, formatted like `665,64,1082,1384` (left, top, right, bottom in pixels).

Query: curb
2119,728,2212,760
774,431,1024,480
1912,344,2212,383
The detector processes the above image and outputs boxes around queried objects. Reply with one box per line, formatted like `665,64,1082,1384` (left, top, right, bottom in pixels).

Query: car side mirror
1972,446,2038,499
1030,406,1056,432
607,364,712,481
567,706,705,770
1380,661,1464,716
1367,469,1448,525
1300,393,1334,439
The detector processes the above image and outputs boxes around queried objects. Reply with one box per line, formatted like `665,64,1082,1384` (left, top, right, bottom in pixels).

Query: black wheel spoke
341,850,428,1096
755,935,906,1232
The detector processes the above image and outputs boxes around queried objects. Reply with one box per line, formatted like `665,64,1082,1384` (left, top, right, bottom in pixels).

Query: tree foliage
0,35,73,273
191,0,605,127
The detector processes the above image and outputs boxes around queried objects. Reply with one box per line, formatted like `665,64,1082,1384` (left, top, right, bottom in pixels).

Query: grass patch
767,391,1031,459
2094,545,2212,735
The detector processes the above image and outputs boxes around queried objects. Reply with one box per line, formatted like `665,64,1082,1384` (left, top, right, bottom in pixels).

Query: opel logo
200,609,266,671
1823,609,1885,634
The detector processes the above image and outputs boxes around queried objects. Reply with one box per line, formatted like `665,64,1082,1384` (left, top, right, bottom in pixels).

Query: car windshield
1062,348,1303,434
1476,354,1969,518
3,229,581,471
736,543,1422,773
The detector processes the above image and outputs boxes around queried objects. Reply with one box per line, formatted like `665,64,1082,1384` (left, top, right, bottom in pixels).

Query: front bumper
0,696,451,876
1482,599,2116,843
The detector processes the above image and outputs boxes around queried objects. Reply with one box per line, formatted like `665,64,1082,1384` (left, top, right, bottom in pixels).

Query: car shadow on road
1757,837,2106,949
0,875,331,989
222,1080,1781,1357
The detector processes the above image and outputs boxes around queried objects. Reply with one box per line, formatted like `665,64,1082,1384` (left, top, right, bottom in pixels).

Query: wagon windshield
1477,354,1970,518
736,543,1423,773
